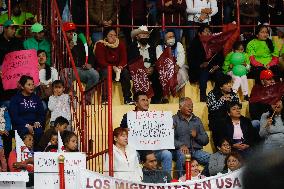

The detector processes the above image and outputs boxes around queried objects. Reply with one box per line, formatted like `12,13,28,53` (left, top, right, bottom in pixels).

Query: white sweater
185,0,218,23
156,42,185,68
39,67,59,85
104,145,143,182
48,94,71,122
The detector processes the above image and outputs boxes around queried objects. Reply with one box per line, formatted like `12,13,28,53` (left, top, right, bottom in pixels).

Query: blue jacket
9,92,45,138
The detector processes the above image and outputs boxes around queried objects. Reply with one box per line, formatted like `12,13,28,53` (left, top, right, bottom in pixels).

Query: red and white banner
80,168,243,189
155,47,178,97
129,57,154,98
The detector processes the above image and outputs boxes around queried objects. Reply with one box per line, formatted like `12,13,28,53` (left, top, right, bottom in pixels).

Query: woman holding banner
104,127,143,182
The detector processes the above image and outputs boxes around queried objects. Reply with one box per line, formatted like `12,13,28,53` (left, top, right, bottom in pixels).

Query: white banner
127,111,174,150
79,169,243,189
34,152,86,189
0,172,29,189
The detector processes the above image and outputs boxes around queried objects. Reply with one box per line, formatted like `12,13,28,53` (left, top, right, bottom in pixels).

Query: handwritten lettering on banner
127,111,174,150
34,152,86,189
0,172,29,189
81,168,243,189
1,50,39,90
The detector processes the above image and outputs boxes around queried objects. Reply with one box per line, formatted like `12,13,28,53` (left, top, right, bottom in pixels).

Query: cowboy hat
131,25,152,39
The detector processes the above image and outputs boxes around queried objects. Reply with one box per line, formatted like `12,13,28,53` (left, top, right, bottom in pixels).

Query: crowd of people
0,0,284,187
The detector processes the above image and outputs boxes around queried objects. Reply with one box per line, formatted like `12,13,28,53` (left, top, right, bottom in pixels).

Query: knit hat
31,23,44,33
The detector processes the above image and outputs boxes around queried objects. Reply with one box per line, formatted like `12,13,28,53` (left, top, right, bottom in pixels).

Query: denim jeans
172,149,210,178
62,67,100,91
155,150,173,175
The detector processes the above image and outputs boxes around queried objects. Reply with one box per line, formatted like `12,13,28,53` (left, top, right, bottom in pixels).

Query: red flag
223,23,240,56
200,28,237,60
155,47,178,97
249,82,284,105
129,57,154,98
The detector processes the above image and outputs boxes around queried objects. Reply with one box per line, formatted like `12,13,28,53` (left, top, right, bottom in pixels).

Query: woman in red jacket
94,28,133,104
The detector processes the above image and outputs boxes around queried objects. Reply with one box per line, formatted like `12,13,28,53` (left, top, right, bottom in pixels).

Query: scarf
93,38,120,55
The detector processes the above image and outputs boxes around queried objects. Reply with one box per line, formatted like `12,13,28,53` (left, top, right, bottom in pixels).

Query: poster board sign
34,152,86,189
0,172,29,189
80,168,243,189
1,50,39,90
127,111,174,150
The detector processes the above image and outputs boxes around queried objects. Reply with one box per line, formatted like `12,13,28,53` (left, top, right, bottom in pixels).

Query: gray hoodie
259,112,284,148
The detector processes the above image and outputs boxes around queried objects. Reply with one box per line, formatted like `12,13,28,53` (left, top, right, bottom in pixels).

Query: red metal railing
50,0,113,174
5,0,284,178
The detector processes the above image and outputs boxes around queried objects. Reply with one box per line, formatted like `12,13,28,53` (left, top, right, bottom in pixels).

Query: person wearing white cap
23,23,51,66
128,25,163,104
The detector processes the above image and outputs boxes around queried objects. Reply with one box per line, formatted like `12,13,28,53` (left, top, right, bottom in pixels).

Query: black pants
2,130,14,161
100,67,132,101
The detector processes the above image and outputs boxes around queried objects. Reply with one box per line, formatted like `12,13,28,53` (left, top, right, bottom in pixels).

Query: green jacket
246,39,279,66
223,51,250,74
23,37,51,66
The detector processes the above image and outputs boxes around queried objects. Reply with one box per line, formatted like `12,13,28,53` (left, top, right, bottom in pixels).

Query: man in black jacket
127,25,163,103
141,151,172,183
187,25,224,102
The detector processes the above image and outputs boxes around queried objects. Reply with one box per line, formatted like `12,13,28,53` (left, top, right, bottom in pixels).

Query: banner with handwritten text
127,111,174,150
80,168,243,189
34,152,86,189
1,50,39,90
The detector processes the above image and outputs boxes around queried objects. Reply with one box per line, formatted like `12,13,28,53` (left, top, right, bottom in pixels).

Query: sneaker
124,99,135,105
244,95,249,101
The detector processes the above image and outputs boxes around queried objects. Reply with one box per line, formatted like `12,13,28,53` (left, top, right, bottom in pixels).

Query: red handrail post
236,0,241,32
85,0,90,42
161,0,165,31
107,65,113,176
58,155,65,189
8,0,11,19
81,94,87,152
38,0,42,22
185,154,191,180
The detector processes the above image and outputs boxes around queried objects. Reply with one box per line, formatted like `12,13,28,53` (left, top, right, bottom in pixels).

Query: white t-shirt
39,67,59,85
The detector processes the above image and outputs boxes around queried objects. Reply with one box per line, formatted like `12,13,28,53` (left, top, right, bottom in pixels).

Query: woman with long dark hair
38,50,58,102
246,24,282,82
259,97,284,151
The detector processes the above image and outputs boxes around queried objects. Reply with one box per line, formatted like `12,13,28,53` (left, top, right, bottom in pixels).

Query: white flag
15,130,26,162
58,131,64,152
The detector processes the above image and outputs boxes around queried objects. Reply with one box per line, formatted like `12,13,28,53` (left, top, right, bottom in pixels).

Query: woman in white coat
105,127,143,182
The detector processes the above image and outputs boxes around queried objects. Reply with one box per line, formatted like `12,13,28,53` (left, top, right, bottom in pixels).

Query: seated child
38,116,68,151
179,158,206,181
223,41,250,101
0,107,11,171
44,131,58,152
8,133,34,172
48,80,71,130
62,131,79,152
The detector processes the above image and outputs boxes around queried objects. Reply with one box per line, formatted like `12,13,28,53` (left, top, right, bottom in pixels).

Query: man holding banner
0,20,23,108
173,97,210,177
120,91,173,175
0,19,23,160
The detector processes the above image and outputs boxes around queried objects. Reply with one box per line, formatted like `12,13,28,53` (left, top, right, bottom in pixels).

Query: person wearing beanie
207,74,240,148
23,22,51,66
